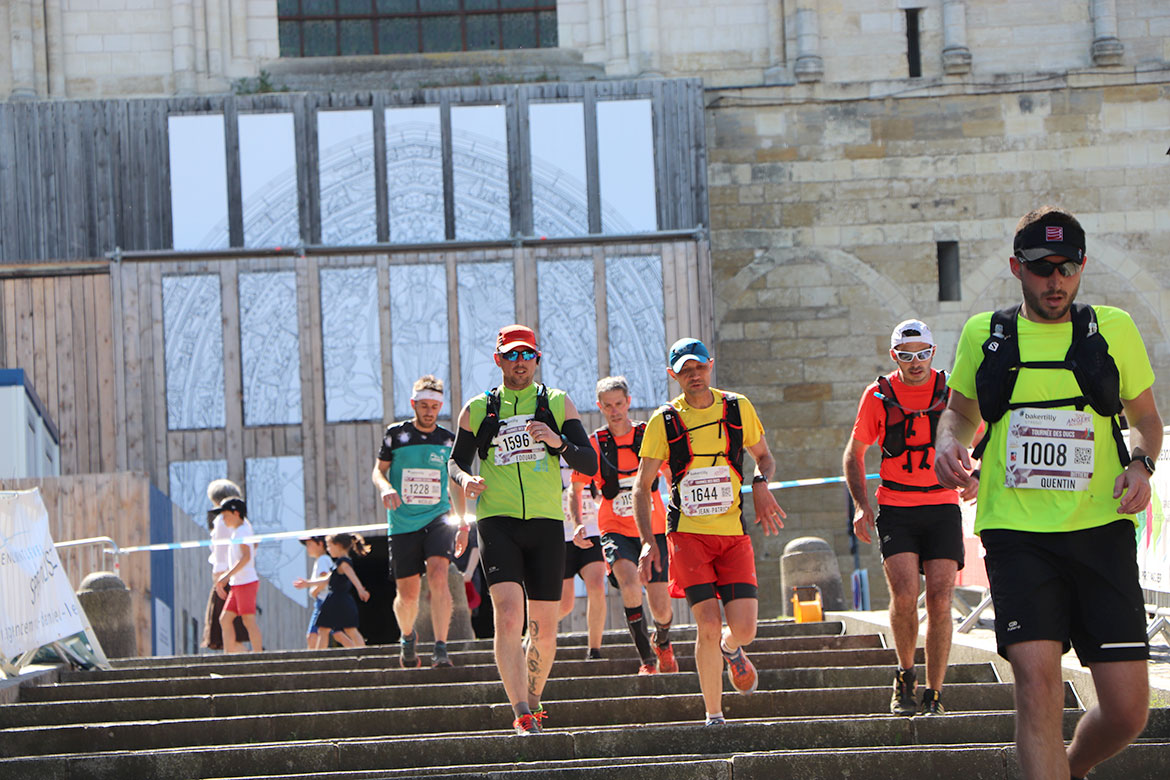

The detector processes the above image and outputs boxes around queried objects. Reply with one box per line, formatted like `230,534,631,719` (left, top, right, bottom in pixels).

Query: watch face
1143,456,1157,475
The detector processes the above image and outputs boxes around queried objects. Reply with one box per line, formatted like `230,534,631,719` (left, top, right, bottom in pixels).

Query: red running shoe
654,642,679,673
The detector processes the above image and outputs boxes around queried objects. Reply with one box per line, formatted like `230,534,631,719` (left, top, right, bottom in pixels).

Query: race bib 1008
1004,408,1094,491
679,465,735,516
400,468,442,505
493,414,547,467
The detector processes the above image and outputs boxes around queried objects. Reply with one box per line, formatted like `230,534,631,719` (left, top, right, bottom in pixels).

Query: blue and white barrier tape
116,472,881,554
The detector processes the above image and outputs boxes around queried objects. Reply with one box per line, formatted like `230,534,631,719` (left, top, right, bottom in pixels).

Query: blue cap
668,338,711,372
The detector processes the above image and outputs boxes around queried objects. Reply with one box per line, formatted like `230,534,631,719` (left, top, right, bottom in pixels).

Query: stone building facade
4,0,1170,613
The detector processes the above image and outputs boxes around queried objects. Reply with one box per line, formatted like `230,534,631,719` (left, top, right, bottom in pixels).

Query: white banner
1,489,87,661
1128,428,1170,597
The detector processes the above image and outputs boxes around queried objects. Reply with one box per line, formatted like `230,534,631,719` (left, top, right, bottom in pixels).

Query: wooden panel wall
0,80,708,264
0,474,153,656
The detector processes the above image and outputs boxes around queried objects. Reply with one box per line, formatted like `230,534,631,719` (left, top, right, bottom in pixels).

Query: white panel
239,271,302,426
167,459,229,529
239,112,300,249
385,106,445,244
389,264,450,419
529,102,588,238
606,255,668,408
537,258,597,405
168,114,229,250
457,261,515,405
163,274,226,430
317,109,376,246
321,266,382,422
451,105,510,241
597,100,658,234
245,456,307,606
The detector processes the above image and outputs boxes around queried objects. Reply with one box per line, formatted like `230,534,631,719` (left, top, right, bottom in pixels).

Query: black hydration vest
660,394,745,529
595,422,649,500
972,303,1129,466
876,370,950,493
475,383,561,461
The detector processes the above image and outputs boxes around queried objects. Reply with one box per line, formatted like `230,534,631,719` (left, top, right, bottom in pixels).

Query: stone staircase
2,619,1168,779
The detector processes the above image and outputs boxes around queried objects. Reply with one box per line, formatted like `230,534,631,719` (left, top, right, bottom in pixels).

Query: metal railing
54,536,121,575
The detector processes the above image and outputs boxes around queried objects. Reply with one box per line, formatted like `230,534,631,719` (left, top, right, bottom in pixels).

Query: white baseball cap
890,319,935,348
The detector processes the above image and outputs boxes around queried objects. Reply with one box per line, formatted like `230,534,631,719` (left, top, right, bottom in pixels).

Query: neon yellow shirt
640,389,764,536
468,383,567,522
949,306,1154,534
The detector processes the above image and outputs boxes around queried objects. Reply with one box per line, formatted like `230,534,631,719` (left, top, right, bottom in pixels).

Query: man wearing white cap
843,319,965,716
372,374,467,668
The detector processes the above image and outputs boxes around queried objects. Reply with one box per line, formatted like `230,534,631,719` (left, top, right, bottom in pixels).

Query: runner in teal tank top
372,375,467,669
448,324,597,736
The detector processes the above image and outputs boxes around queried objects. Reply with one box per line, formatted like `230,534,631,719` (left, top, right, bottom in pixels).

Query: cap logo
1045,226,1063,242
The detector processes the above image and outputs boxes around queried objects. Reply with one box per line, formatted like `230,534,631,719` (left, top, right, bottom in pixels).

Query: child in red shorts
212,497,262,653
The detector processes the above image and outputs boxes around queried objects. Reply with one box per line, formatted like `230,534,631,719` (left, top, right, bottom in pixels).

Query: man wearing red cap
448,324,597,735
936,206,1162,780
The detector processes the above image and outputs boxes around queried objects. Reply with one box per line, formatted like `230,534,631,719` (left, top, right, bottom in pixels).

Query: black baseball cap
1014,216,1085,263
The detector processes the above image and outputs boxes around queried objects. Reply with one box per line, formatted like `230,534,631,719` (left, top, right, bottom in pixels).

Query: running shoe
654,642,679,673
431,641,452,668
400,632,421,669
891,667,917,716
920,688,945,716
723,646,758,694
638,662,658,676
513,713,541,735
533,705,548,727
586,647,602,660
705,714,726,726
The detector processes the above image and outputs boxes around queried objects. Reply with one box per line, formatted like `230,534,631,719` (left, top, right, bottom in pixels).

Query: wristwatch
752,474,768,485
1138,455,1157,476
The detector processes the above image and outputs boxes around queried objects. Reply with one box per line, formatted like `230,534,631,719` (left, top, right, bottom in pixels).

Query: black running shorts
981,519,1149,664
563,536,605,579
476,515,565,601
389,515,456,579
602,532,669,584
875,503,964,570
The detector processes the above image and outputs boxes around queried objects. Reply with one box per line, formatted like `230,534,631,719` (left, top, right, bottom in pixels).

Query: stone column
8,0,36,99
584,0,606,64
44,0,65,96
763,1,793,85
1090,0,1124,66
793,5,823,84
173,0,197,94
941,0,972,75
604,0,631,76
633,0,663,77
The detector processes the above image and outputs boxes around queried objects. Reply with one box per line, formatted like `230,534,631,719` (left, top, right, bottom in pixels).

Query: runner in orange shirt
843,319,968,716
572,376,678,675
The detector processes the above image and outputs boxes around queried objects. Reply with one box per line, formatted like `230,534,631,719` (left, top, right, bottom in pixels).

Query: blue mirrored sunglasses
893,347,934,362
500,349,537,362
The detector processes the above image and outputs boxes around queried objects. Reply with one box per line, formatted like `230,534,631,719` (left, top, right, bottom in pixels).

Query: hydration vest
594,423,649,500
660,394,745,490
474,383,561,461
971,303,1129,465
876,370,949,493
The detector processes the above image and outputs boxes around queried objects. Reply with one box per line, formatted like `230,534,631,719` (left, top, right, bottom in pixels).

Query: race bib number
612,476,636,517
1004,408,1094,491
400,468,442,505
679,465,735,516
494,414,546,467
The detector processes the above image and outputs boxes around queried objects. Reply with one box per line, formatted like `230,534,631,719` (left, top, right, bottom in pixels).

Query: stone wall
707,73,1170,615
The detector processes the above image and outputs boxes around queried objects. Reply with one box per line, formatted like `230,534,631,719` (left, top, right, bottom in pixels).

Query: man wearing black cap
935,206,1162,780
633,337,786,725
448,324,597,735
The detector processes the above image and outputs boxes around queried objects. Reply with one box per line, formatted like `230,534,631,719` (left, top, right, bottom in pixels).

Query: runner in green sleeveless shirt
448,324,597,736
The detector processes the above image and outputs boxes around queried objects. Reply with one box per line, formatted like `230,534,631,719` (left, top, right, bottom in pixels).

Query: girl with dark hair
295,533,371,648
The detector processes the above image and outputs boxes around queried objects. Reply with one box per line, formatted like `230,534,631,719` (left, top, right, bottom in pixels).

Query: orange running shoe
654,642,679,673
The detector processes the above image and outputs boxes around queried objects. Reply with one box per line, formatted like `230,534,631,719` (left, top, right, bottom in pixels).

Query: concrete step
4,710,1168,780
24,646,924,702
59,633,878,683
0,683,1071,758
0,663,1000,728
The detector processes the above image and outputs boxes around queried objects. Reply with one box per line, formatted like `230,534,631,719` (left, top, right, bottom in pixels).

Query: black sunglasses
1018,258,1082,278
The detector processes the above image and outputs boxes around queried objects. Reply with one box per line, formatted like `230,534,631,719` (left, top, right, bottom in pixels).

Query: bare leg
883,552,922,672
394,574,422,640
525,599,561,710
426,556,453,644
646,581,674,627
1067,660,1149,777
1007,640,1069,780
922,557,958,691
722,597,758,652
240,614,262,653
344,627,366,648
491,582,531,716
316,627,335,647
690,598,725,718
611,559,644,609
220,610,241,654
558,577,576,621
579,561,608,652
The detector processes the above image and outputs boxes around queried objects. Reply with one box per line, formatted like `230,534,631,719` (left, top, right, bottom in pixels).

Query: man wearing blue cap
936,206,1162,780
632,337,786,725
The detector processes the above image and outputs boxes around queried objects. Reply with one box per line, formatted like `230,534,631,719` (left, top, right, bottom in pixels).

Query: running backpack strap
660,405,692,486
596,428,622,500
531,383,562,437
722,395,745,482
975,305,1022,426
876,375,908,459
475,388,503,461
1068,304,1123,418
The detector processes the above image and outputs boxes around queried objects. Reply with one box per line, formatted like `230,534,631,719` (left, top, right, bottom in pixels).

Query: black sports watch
752,474,768,485
1137,455,1156,476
